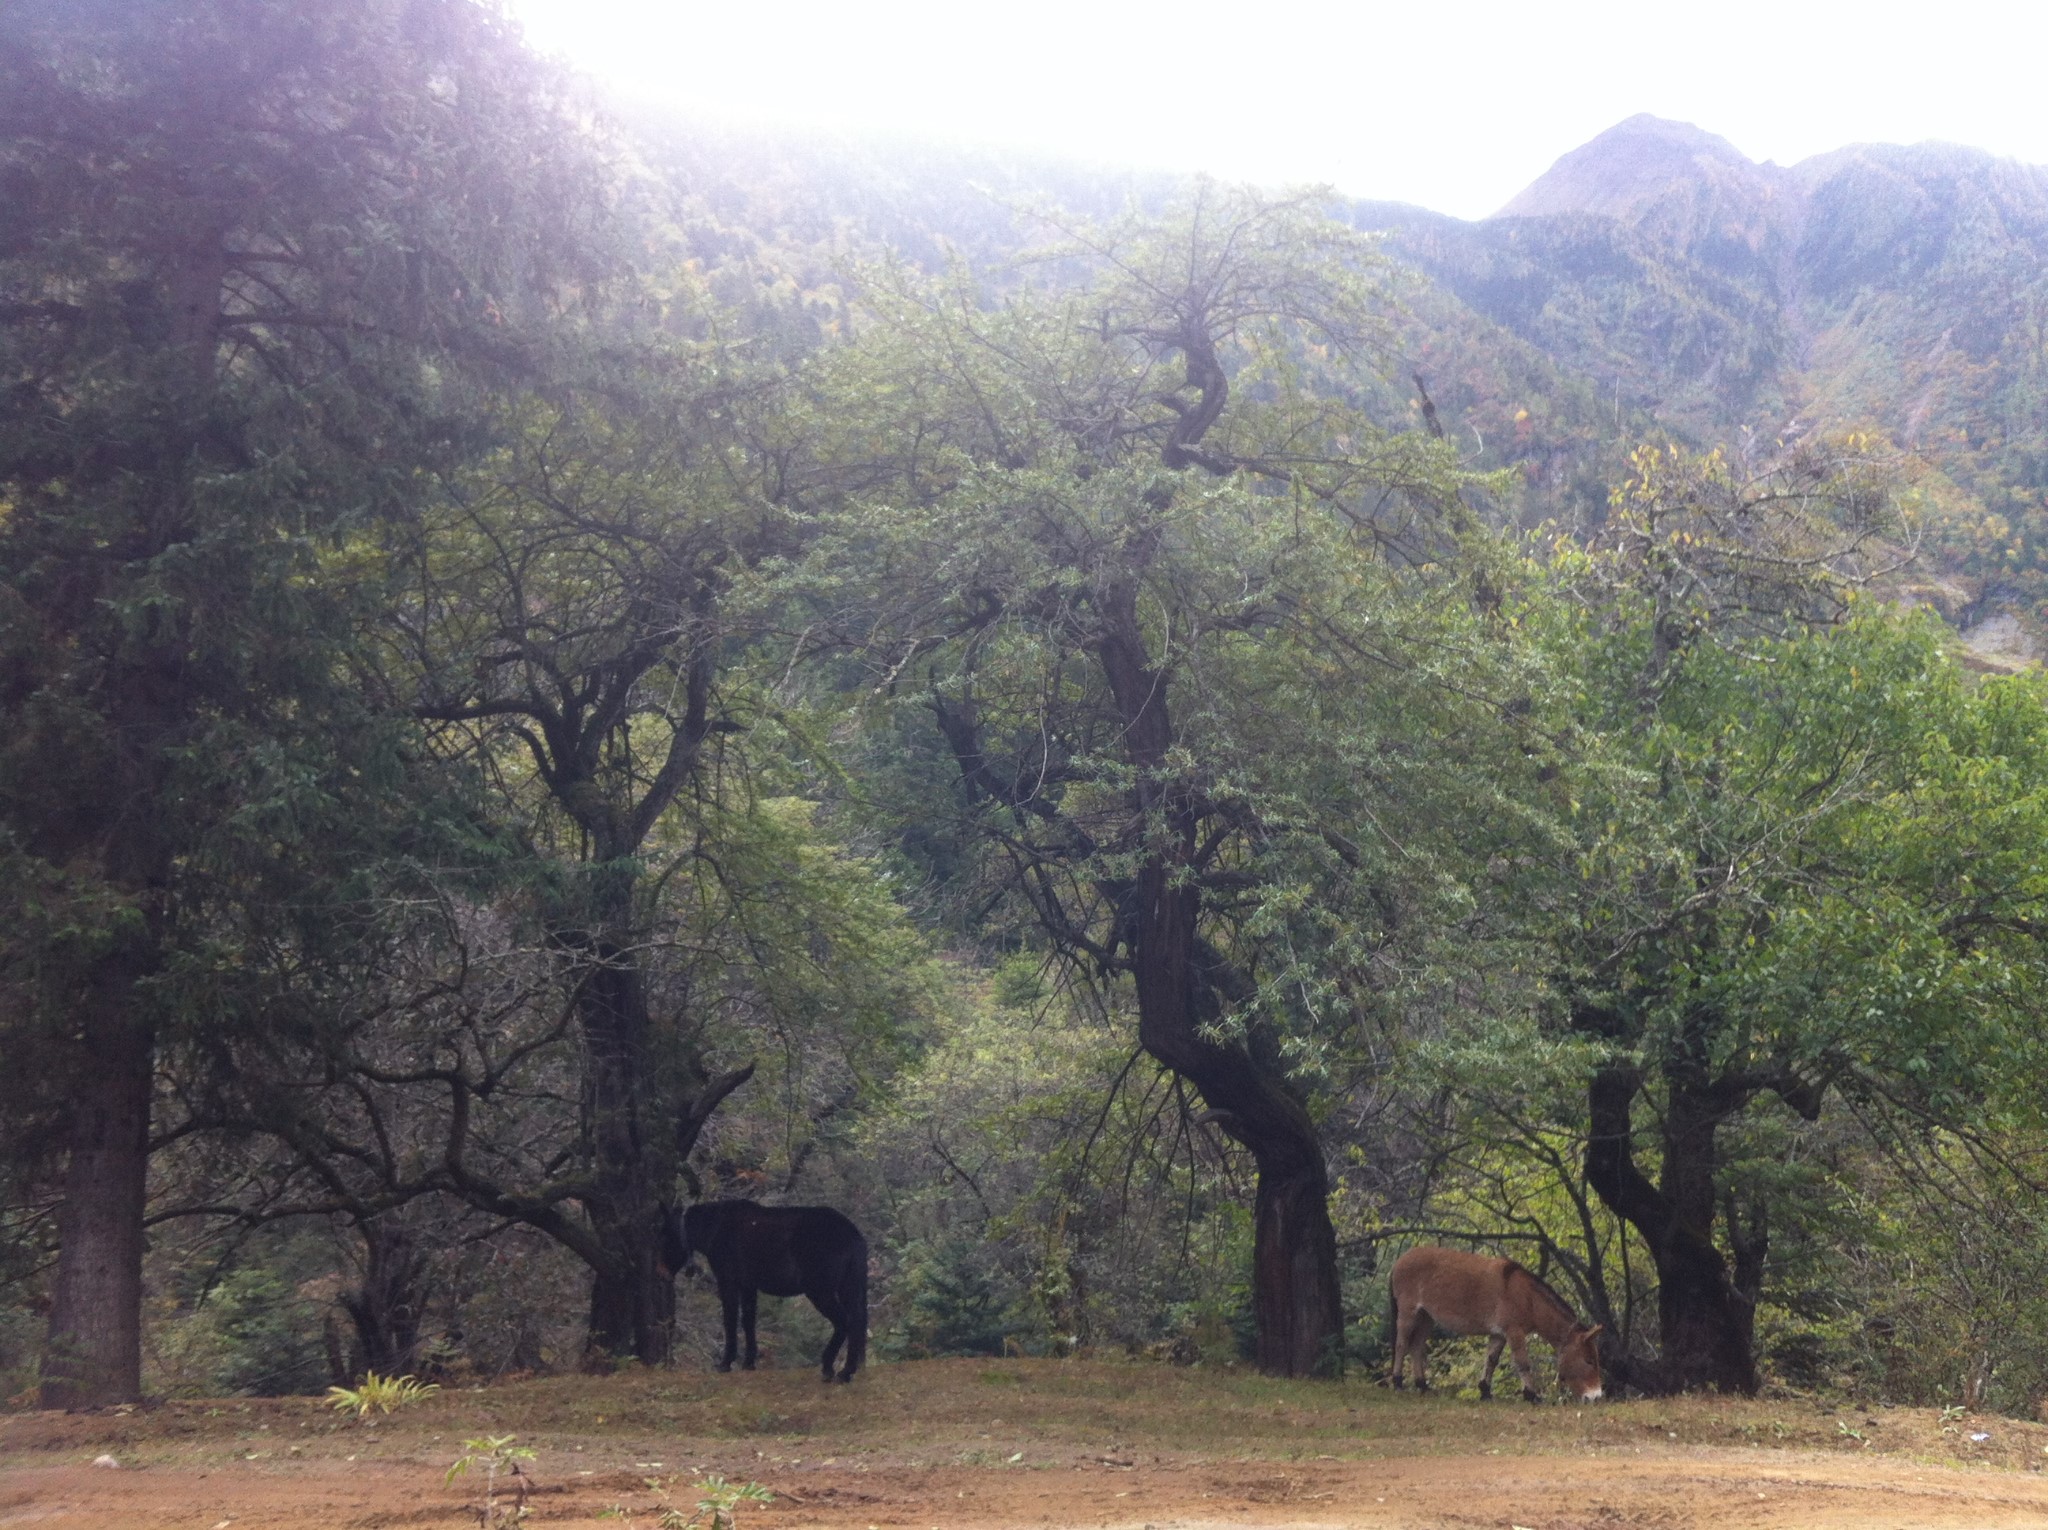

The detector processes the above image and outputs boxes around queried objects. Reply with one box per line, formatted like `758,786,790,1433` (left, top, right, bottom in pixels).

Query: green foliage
0,1303,43,1407
806,181,1541,1082
14,26,2048,1416
149,1268,331,1401
858,971,1260,1360
896,1236,1013,1358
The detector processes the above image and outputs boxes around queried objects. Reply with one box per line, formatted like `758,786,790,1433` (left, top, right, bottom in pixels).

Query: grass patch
3,1358,2045,1479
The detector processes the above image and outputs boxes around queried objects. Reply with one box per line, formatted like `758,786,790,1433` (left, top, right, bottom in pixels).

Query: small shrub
897,1236,1010,1357
209,1268,330,1396
446,1434,535,1525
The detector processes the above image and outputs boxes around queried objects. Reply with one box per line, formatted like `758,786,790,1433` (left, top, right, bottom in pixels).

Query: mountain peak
1495,115,1764,221
1602,114,1750,159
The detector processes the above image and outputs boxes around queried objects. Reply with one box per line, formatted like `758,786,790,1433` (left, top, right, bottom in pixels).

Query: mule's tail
843,1239,869,1380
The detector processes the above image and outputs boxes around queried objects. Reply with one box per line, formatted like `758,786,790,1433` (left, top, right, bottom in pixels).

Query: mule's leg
717,1283,741,1372
1509,1332,1539,1402
1479,1333,1506,1401
740,1289,760,1370
1389,1303,1408,1390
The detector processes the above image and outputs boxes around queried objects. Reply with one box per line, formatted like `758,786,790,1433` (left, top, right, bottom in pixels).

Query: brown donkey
1388,1246,1604,1401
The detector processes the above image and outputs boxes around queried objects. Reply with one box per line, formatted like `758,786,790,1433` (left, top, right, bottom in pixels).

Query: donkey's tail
843,1239,869,1381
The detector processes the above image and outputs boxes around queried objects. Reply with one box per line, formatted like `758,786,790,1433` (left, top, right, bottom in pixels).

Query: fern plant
656,1473,773,1530
325,1370,440,1419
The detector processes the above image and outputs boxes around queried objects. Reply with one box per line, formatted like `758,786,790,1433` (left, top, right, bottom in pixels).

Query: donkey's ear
1584,1324,1605,1339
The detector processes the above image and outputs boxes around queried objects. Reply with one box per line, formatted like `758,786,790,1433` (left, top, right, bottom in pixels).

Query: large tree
381,364,925,1359
1547,442,2048,1392
0,0,605,1404
809,187,1539,1375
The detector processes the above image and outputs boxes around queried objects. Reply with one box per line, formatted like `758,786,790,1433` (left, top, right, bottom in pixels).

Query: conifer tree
0,0,606,1404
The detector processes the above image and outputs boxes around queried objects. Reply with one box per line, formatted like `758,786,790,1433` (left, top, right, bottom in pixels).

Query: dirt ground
5,1359,2048,1529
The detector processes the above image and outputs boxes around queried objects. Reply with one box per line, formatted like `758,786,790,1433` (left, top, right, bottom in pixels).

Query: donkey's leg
1509,1332,1539,1402
1389,1302,1408,1389
1479,1333,1507,1400
813,1289,847,1382
717,1283,741,1372
818,1318,846,1382
840,1263,867,1383
740,1290,760,1370
1402,1311,1435,1392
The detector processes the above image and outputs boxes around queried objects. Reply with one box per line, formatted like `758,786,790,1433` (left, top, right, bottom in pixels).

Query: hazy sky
510,0,2048,220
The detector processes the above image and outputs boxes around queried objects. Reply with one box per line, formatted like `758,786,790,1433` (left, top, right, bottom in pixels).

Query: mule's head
1556,1323,1605,1400
656,1205,695,1280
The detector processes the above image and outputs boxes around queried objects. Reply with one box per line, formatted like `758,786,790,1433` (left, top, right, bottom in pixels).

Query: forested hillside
1359,114,2048,656
5,0,2048,1426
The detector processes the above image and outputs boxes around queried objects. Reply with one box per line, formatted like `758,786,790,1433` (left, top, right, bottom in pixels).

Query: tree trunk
38,236,225,1411
42,978,154,1408
1250,1154,1345,1375
585,1248,676,1366
566,890,753,1366
1584,1062,1758,1394
578,1047,750,1364
1125,865,1344,1376
1098,594,1344,1378
574,935,678,1365
341,1221,431,1379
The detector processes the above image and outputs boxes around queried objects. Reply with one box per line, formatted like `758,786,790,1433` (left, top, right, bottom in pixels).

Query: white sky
510,0,2048,221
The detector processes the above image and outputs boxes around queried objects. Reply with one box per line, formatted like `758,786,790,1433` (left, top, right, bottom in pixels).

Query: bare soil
5,1358,2047,1528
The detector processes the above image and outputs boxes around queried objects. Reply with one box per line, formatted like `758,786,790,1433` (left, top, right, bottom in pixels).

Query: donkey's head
1557,1323,1605,1400
656,1205,695,1280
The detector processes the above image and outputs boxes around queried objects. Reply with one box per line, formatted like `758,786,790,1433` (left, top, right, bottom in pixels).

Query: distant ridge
1351,113,2048,645
1489,115,2048,258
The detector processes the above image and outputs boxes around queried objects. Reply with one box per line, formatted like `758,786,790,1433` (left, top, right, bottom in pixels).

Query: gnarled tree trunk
566,870,759,1363
571,920,752,1365
576,946,678,1364
1101,593,1344,1378
1249,1147,1345,1376
340,1220,432,1379
1584,1060,1758,1394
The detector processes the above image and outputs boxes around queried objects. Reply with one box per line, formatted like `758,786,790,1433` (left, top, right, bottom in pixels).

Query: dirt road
9,1449,2048,1529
